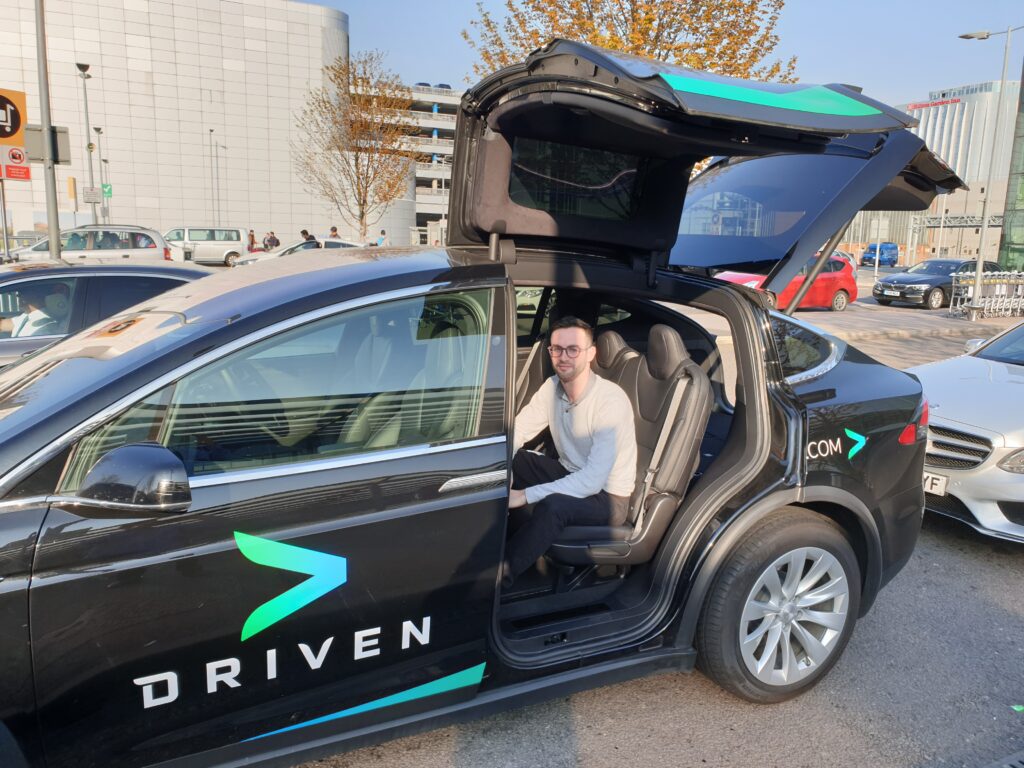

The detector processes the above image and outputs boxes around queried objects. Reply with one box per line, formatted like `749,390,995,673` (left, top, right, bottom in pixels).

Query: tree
294,51,419,241
462,0,796,82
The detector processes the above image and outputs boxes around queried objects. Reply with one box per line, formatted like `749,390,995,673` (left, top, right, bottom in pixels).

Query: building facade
405,82,460,245
0,0,415,246
843,79,1021,265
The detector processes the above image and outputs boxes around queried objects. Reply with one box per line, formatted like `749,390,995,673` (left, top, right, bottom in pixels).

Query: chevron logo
234,532,348,642
844,428,867,459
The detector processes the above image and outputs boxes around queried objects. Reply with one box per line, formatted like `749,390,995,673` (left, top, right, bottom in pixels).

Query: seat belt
631,374,687,537
515,339,542,398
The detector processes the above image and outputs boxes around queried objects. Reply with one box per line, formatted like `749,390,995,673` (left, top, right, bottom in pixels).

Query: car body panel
716,257,857,310
861,242,899,267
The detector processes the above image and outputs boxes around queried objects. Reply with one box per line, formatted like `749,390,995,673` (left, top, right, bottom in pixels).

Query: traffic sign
4,165,30,180
82,186,102,203
0,89,26,147
102,183,112,198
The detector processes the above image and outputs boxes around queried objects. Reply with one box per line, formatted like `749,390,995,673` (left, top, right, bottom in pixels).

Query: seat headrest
646,324,688,380
595,330,631,369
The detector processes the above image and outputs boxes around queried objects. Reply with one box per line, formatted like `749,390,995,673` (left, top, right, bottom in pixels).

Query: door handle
438,470,507,494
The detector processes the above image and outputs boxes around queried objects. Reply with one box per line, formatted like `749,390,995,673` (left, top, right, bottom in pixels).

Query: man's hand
508,489,527,509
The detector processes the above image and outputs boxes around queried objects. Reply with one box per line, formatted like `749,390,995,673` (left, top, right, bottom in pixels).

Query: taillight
163,247,172,261
898,400,928,445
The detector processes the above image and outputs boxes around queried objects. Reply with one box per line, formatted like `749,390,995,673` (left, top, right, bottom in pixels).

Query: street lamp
101,158,111,222
93,126,107,223
76,63,98,224
958,24,1024,320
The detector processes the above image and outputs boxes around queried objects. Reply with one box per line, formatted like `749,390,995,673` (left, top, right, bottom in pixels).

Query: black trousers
505,449,630,579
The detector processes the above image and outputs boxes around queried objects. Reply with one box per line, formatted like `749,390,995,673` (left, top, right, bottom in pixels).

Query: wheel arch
672,486,884,652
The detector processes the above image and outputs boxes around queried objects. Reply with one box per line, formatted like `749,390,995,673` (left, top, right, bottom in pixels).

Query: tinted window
907,260,958,275
188,229,216,241
63,289,503,480
214,229,240,242
0,278,78,338
770,315,831,378
94,230,130,250
92,276,184,320
976,324,1024,366
509,137,645,221
165,229,184,242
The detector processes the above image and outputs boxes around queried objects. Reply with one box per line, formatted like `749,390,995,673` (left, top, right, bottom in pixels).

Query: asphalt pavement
298,299,1024,768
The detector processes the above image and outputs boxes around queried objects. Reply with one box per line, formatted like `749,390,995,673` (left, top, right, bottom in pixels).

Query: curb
830,324,1008,342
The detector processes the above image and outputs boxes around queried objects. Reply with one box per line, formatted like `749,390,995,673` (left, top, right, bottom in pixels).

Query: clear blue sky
334,0,1023,106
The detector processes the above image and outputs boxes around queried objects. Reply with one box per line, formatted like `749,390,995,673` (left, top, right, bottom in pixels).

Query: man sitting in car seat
503,316,637,586
0,285,62,338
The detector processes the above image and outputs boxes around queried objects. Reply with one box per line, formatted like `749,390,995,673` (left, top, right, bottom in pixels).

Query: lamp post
102,158,111,222
36,0,62,261
76,63,98,224
959,25,1024,320
208,129,216,226
93,126,107,223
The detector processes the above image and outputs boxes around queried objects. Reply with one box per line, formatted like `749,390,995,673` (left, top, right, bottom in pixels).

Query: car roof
0,263,211,281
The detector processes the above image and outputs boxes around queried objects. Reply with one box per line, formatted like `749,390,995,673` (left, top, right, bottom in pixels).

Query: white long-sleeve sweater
513,374,637,504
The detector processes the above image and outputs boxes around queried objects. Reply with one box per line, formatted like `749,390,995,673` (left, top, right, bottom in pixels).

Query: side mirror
64,443,192,514
963,338,986,354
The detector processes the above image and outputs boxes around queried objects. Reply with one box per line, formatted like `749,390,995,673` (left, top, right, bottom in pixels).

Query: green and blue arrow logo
844,428,867,459
235,531,347,642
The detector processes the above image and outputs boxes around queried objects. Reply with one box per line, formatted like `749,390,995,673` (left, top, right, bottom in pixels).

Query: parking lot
303,299,1024,768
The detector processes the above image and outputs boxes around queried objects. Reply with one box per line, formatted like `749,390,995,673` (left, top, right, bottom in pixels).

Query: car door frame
77,271,191,329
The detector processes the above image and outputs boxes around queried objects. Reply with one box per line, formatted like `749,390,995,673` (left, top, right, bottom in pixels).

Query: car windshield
976,324,1024,366
906,260,960,275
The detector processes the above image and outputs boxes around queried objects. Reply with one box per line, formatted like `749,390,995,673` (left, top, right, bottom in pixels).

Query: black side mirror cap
70,443,192,514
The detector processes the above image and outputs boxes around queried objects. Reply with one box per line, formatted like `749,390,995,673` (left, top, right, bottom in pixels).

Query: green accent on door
844,428,868,459
659,73,883,117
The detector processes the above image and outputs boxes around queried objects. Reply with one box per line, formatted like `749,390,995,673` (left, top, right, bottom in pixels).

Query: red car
716,256,858,311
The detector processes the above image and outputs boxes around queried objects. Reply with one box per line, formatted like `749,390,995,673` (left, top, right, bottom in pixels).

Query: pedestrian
301,229,317,243
329,226,339,238
247,229,256,253
267,231,280,249
376,229,390,247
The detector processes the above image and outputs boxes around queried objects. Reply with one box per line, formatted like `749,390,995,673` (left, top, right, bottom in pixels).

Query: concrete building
405,83,461,245
843,79,1021,264
0,0,415,245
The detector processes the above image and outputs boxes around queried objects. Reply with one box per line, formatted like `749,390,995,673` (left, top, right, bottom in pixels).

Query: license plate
923,471,948,496
883,290,901,297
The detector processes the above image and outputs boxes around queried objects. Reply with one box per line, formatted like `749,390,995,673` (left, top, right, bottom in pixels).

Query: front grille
925,425,993,470
925,492,976,524
997,501,1024,526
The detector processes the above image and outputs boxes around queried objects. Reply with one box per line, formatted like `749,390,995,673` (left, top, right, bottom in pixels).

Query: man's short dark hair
550,315,593,343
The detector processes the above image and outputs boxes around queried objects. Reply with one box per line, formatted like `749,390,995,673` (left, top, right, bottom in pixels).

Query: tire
925,288,945,310
830,290,849,312
224,252,239,268
876,299,892,306
696,507,861,703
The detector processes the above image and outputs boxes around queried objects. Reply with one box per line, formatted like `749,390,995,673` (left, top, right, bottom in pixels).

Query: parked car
237,237,362,265
0,262,209,366
907,321,1024,542
0,40,963,768
716,256,858,311
861,241,899,267
832,249,858,277
12,225,178,263
872,258,1001,309
163,227,252,267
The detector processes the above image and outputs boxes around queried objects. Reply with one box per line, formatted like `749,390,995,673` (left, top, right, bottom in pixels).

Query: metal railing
404,136,454,147
411,85,461,97
950,272,1024,317
415,161,452,173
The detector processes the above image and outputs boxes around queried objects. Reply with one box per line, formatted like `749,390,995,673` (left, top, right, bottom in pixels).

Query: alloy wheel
739,546,850,686
927,288,944,309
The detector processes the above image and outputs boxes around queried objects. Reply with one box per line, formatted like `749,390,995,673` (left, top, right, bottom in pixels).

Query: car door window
188,229,215,241
214,229,240,241
90,275,185,320
770,314,832,379
62,288,503,482
131,232,157,249
0,277,79,338
93,230,129,250
165,229,184,242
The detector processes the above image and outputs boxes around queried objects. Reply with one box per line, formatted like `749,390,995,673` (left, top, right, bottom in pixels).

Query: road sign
4,165,30,180
102,183,112,198
82,186,102,203
0,89,26,147
24,125,71,165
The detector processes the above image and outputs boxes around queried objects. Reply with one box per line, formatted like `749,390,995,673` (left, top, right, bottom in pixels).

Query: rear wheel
830,290,849,312
926,288,945,310
224,252,240,267
696,507,861,703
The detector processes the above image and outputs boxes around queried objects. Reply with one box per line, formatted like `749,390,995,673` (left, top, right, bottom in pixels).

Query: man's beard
556,361,585,384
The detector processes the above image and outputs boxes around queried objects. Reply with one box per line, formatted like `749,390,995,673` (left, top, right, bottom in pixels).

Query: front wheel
224,252,239,267
696,507,861,703
830,290,849,312
926,288,945,310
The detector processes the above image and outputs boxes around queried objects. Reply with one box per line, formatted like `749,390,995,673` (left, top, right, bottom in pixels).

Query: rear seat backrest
591,330,639,387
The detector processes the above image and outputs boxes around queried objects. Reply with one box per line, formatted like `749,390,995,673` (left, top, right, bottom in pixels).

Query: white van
163,227,249,267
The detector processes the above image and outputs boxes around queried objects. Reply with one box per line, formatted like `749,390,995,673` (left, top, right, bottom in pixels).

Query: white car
237,238,361,265
908,320,1024,542
163,227,250,267
13,225,177,263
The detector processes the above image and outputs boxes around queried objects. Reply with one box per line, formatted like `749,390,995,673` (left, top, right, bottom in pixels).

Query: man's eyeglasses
548,345,589,359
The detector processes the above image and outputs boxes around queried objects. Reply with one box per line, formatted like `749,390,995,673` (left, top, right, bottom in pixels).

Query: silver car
13,225,178,263
908,321,1024,542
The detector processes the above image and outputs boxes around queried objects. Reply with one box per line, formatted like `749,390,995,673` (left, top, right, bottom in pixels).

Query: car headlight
998,449,1024,474
905,284,931,291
